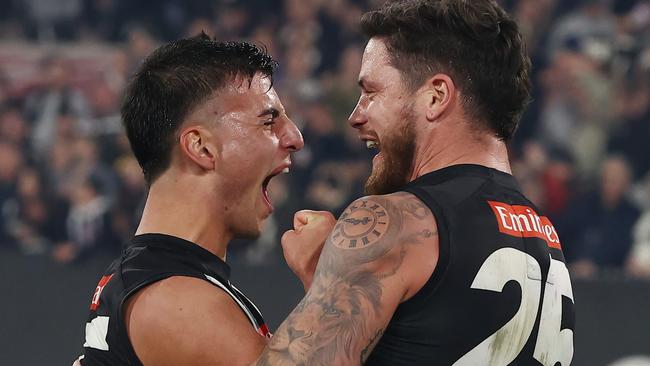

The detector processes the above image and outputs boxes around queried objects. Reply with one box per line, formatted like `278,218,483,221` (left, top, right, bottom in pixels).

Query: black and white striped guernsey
366,164,576,366
79,233,270,366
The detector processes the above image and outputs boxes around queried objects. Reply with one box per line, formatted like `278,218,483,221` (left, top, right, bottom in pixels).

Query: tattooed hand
253,192,439,366
282,210,337,290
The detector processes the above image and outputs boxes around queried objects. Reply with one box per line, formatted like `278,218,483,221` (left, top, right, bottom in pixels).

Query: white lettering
548,226,559,243
495,206,513,230
526,209,540,232
91,285,103,306
510,213,532,232
544,225,554,242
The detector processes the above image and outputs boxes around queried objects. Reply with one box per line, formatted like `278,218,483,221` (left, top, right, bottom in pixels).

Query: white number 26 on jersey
453,248,574,366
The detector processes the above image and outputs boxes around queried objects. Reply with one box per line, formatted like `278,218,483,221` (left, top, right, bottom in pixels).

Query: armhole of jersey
230,285,267,330
397,187,451,311
203,275,260,330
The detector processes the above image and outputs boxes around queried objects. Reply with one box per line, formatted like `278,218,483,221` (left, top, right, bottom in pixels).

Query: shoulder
125,276,266,366
327,192,439,301
333,192,436,248
127,275,230,313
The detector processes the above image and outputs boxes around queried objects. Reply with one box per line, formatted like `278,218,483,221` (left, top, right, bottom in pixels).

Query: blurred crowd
0,0,649,280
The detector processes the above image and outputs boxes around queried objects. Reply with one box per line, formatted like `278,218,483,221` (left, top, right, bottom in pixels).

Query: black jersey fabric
80,233,270,366
366,164,576,366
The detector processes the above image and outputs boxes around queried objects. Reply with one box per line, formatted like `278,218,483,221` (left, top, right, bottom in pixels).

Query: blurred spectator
318,0,365,73
546,0,617,60
512,141,577,218
0,0,647,277
628,210,650,278
82,0,123,41
542,151,577,218
24,0,83,41
213,3,250,40
560,156,641,277
323,43,364,124
125,27,157,64
608,65,650,180
278,45,322,102
305,160,367,212
65,138,119,206
24,55,91,161
110,155,145,243
512,141,551,210
1,166,57,254
0,141,23,244
537,47,615,180
0,106,31,156
52,175,115,263
0,70,11,105
627,172,650,278
512,0,558,52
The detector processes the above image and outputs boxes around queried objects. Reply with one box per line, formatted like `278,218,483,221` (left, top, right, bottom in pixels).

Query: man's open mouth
261,165,290,212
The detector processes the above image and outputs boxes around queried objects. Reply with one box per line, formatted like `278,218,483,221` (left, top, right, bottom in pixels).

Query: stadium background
0,0,649,364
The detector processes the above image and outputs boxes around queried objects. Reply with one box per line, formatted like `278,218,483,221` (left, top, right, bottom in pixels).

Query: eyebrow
257,108,280,118
358,77,376,91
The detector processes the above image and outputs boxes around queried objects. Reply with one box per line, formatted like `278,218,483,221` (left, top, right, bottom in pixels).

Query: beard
364,105,417,195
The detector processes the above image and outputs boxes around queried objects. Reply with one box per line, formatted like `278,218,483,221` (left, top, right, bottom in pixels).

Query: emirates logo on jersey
90,274,114,311
487,201,561,249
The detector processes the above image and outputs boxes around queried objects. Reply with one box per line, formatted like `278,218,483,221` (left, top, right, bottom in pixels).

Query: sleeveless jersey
366,164,576,366
79,233,270,365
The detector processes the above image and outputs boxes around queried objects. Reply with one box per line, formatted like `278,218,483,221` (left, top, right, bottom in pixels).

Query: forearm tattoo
254,193,437,366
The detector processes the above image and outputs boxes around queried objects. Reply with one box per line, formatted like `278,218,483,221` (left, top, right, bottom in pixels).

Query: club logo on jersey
487,201,561,249
90,274,114,311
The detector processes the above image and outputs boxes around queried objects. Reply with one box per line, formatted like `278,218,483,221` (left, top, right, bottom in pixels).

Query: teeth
282,167,290,174
366,141,378,149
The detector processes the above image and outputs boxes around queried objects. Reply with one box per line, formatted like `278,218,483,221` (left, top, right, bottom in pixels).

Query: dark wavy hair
361,0,531,141
121,33,278,184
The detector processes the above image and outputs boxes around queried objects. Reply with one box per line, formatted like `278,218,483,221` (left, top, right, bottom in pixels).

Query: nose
280,118,304,152
348,98,367,130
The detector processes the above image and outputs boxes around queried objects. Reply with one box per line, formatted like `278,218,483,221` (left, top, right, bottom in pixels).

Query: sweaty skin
250,34,512,366
253,193,439,365
73,72,304,366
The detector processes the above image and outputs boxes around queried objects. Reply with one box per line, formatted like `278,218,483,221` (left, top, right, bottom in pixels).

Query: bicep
126,276,266,366
255,193,438,365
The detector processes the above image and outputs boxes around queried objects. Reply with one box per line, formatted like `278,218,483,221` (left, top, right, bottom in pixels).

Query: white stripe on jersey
204,274,259,330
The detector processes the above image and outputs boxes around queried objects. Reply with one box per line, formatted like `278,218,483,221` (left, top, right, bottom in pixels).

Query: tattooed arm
252,192,439,366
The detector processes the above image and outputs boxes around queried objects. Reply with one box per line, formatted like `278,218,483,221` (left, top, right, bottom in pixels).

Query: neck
135,173,230,260
411,125,511,180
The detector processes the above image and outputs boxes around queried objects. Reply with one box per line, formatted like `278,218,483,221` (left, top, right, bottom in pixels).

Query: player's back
366,164,575,366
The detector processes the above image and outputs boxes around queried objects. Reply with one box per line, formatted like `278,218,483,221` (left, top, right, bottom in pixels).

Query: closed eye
258,107,280,119
358,79,378,95
259,108,280,128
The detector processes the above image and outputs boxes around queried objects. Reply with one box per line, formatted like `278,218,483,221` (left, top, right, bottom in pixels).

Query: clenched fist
282,210,336,290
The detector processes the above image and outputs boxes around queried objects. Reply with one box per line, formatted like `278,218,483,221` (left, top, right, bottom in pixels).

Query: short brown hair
361,0,531,141
122,33,278,184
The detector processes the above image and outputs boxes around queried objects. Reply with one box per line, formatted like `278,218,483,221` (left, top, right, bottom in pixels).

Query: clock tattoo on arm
331,199,391,249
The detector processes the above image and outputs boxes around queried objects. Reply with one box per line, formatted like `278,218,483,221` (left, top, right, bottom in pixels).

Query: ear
422,74,455,122
178,126,216,171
